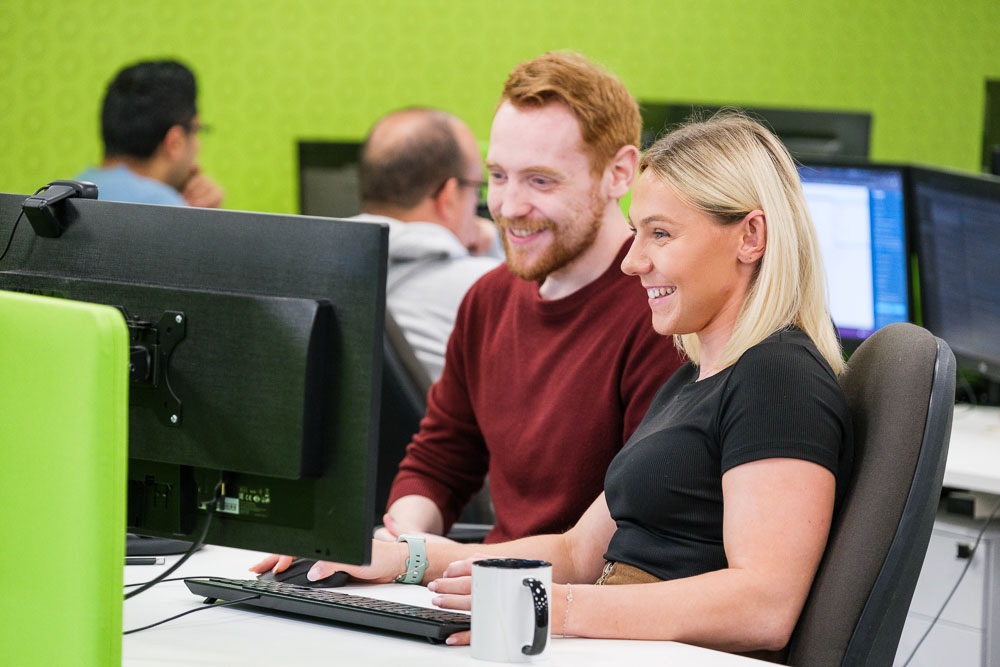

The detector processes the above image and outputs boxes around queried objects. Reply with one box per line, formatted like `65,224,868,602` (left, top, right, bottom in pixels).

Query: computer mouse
257,558,350,588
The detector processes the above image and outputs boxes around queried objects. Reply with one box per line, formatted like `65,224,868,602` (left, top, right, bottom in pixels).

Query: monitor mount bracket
119,308,187,427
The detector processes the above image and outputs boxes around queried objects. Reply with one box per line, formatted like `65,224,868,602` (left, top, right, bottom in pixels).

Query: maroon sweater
387,241,684,543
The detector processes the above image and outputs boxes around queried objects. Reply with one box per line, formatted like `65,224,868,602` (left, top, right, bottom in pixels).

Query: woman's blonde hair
639,111,844,374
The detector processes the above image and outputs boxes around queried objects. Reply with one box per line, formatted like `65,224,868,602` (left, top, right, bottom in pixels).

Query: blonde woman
253,114,853,655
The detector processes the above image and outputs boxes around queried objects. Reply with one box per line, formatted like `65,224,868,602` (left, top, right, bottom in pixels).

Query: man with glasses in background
78,59,224,208
352,107,501,382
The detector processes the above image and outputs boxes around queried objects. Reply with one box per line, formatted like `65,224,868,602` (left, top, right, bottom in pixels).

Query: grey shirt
352,214,501,381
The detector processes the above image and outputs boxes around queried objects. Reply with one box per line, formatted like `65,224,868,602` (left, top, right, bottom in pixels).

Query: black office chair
378,310,495,540
374,310,433,524
785,323,956,666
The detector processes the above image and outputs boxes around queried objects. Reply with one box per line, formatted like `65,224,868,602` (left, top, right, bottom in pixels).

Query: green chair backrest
0,289,129,666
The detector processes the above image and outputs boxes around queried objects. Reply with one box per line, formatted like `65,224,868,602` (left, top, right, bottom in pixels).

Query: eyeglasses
456,178,486,191
183,120,211,136
433,177,487,206
434,177,485,194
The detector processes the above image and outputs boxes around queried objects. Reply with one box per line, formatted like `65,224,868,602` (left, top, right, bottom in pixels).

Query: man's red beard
493,196,605,282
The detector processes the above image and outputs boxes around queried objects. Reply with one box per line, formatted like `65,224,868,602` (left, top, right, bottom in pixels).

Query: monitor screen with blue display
796,164,911,342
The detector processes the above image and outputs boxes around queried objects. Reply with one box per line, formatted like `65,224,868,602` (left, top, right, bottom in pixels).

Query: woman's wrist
550,583,571,637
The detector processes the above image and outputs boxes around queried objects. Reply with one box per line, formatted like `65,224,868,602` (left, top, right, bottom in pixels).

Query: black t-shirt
603,328,853,581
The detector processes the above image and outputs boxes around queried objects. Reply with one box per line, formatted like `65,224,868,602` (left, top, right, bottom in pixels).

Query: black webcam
22,180,99,238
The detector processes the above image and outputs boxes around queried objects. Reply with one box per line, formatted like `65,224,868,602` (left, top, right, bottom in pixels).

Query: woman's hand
428,553,490,645
249,540,409,584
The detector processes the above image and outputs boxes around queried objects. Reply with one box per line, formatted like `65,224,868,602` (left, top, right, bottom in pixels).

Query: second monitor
796,163,911,343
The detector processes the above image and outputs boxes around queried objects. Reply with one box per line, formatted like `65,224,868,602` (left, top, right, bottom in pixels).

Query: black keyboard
184,577,470,642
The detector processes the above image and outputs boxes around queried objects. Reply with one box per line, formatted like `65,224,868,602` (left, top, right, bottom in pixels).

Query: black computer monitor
641,103,871,161
910,167,1000,382
796,163,911,343
298,141,364,218
0,192,387,566
299,139,492,222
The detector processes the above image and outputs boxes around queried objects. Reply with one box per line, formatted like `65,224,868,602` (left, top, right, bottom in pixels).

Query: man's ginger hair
500,52,640,174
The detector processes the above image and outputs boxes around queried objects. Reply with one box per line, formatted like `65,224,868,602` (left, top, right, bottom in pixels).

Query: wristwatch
394,534,428,584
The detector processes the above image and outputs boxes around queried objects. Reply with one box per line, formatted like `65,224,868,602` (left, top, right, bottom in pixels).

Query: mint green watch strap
394,535,428,584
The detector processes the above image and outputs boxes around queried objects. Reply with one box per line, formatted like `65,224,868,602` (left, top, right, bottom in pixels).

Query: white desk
123,546,766,666
945,404,1000,496
894,404,1000,666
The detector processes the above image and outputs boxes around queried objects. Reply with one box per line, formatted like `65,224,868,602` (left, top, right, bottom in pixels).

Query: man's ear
433,176,460,222
604,144,640,200
160,124,188,160
737,210,767,264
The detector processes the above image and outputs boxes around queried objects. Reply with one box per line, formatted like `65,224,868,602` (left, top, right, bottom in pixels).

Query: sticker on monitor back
217,497,240,515
233,486,271,519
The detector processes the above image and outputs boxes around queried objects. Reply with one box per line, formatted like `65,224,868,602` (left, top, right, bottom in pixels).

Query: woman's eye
653,230,669,240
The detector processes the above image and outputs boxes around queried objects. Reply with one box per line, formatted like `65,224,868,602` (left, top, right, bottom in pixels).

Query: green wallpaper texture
1,0,998,213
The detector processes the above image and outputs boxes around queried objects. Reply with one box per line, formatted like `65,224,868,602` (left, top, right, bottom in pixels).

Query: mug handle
520,578,548,656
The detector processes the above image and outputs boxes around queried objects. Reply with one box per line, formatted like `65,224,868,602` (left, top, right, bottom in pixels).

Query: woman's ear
737,210,766,264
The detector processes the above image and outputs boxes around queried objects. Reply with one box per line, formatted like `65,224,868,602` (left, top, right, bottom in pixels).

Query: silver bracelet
561,583,573,638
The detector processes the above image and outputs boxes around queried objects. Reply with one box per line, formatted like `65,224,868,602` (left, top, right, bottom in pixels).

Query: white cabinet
894,511,1000,666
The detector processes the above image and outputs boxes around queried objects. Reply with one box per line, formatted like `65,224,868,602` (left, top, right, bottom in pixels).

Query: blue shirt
76,165,185,206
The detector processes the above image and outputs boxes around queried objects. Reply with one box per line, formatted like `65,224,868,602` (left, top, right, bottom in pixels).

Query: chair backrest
786,323,956,666
376,310,496,534
0,290,129,666
373,310,432,522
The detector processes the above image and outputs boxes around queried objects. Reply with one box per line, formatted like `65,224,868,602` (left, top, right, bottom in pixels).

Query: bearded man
382,52,684,543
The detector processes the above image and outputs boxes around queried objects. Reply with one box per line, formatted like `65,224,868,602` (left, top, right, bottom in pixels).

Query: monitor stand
126,533,198,556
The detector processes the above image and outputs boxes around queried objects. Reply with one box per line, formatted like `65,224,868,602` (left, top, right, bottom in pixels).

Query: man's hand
466,217,498,256
374,512,458,544
181,167,224,208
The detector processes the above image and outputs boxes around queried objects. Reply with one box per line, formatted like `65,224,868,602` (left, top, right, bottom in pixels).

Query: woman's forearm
561,568,802,652
422,532,576,583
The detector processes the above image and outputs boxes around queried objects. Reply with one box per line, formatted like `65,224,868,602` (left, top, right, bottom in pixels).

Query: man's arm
375,495,447,542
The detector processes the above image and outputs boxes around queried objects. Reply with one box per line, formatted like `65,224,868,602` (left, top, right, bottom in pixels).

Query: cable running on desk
900,498,1000,666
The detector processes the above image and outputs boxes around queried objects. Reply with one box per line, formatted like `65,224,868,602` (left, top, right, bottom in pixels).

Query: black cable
956,373,978,407
0,186,45,264
122,594,259,635
124,576,218,588
900,498,1000,666
124,481,224,600
0,210,24,264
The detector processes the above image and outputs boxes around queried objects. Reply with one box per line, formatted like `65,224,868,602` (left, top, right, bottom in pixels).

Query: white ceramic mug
471,558,551,663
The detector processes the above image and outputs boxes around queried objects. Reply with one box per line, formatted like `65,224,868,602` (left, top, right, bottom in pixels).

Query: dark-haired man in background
78,59,223,208
353,107,500,381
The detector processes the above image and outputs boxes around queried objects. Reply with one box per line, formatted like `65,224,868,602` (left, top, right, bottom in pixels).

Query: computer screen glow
797,165,910,341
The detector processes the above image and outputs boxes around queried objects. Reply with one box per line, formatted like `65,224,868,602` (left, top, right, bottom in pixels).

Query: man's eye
530,176,552,187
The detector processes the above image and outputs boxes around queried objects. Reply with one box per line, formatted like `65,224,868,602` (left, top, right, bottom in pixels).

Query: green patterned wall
1,0,998,213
